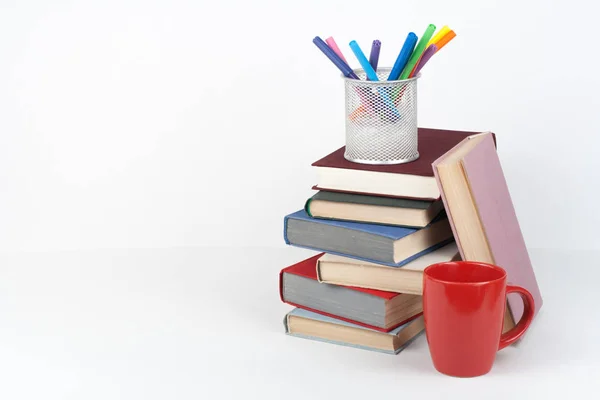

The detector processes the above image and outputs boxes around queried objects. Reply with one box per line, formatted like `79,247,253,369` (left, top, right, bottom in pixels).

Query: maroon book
311,127,495,200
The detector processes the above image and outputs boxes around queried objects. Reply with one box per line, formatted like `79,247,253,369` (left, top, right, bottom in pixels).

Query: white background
1,0,599,253
1,1,599,399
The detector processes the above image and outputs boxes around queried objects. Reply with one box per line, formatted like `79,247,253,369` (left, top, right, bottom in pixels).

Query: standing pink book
432,132,542,328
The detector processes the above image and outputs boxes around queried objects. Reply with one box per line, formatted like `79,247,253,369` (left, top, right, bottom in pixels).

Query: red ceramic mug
423,261,535,377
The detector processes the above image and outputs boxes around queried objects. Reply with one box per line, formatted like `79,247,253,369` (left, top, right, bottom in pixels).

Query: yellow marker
429,25,450,46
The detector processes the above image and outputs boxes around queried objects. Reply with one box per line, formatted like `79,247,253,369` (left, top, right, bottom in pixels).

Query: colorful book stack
280,128,544,354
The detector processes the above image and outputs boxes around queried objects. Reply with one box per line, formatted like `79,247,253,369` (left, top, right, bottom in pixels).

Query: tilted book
432,132,543,330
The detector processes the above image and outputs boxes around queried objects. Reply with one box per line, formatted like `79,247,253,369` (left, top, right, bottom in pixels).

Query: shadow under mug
423,261,535,378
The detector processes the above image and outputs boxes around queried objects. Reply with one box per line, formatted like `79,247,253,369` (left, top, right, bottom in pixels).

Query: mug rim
423,261,507,285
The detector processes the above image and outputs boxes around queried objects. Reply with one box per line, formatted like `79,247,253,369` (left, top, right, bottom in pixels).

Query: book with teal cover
305,191,435,213
283,209,453,267
284,308,424,355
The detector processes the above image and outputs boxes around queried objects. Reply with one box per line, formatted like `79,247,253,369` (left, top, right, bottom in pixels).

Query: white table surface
0,246,597,399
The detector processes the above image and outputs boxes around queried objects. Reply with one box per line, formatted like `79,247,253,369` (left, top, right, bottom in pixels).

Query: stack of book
280,128,543,355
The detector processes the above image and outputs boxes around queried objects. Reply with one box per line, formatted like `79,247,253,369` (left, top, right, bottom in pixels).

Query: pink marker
325,37,348,63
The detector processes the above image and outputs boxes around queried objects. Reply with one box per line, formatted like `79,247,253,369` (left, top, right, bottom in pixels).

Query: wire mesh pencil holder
344,68,419,165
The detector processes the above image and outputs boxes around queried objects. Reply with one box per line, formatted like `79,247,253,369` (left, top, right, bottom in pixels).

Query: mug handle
498,285,535,350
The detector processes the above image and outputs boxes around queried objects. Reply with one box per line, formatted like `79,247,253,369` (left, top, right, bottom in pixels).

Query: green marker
399,24,436,80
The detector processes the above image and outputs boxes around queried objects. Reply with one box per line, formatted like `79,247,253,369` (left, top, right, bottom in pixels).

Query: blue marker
349,40,400,118
349,40,379,81
312,36,359,79
388,33,418,80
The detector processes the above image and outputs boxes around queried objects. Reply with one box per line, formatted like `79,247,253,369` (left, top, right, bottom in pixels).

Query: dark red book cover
279,254,421,332
312,127,495,177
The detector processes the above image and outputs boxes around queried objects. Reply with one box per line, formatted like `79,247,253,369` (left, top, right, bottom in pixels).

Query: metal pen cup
344,68,419,165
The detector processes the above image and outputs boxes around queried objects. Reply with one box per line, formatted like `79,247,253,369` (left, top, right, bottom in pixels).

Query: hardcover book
284,308,425,355
311,128,494,200
283,210,454,267
280,254,422,332
316,242,460,295
305,191,444,228
432,132,543,330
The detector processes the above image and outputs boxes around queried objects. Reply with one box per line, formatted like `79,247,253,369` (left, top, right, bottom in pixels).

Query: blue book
284,308,424,355
283,210,454,267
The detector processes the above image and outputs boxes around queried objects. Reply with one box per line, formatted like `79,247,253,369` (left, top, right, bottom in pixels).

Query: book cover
309,186,435,201
305,191,443,228
305,191,435,213
315,242,460,295
279,254,421,332
283,209,453,267
312,128,494,177
284,308,425,355
279,253,398,301
311,128,496,200
432,133,543,323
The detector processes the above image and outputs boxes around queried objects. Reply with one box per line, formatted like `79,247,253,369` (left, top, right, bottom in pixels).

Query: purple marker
368,40,381,73
412,44,437,77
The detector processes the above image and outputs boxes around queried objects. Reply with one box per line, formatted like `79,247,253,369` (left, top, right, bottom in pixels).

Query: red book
311,127,495,200
279,254,422,332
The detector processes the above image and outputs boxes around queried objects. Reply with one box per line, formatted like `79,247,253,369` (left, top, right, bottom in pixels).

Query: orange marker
408,31,455,78
349,105,366,121
435,30,456,52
